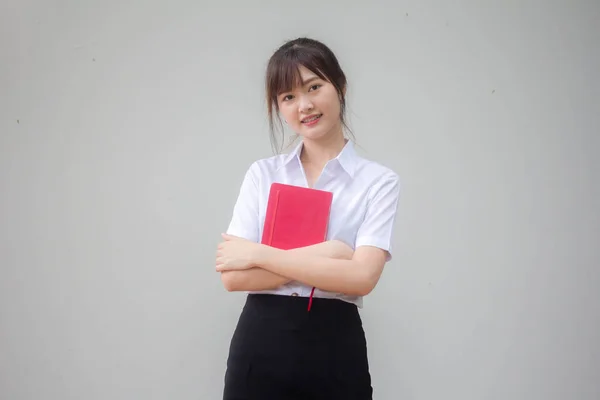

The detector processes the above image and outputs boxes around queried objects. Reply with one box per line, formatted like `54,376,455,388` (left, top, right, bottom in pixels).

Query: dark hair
265,37,352,154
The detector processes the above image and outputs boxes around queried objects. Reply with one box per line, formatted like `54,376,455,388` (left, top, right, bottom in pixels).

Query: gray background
1,1,599,399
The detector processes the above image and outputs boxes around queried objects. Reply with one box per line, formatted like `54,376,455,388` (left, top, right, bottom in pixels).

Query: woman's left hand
215,233,262,272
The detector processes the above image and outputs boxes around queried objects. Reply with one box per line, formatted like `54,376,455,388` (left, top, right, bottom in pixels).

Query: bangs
272,61,302,96
266,48,329,104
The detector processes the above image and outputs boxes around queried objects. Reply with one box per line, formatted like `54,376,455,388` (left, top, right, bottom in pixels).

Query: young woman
215,37,401,399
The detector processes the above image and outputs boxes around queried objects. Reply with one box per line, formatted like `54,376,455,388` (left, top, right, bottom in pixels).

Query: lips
301,114,322,123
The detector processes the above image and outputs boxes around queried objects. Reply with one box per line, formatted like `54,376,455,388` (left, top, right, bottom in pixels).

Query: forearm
254,247,375,296
220,240,354,292
221,268,289,292
289,239,354,260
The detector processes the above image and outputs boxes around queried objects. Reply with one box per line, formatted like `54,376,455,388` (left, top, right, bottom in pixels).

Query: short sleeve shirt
227,140,401,308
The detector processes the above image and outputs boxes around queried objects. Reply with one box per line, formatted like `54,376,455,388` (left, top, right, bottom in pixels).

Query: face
277,65,343,141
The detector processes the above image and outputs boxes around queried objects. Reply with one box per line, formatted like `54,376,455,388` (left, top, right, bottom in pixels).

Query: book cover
261,183,333,249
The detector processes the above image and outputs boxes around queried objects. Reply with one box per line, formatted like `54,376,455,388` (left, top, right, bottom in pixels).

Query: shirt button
291,292,298,297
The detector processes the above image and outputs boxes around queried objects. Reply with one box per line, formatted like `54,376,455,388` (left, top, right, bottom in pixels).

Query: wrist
253,243,277,269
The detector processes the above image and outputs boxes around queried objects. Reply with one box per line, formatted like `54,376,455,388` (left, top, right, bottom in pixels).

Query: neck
300,129,347,167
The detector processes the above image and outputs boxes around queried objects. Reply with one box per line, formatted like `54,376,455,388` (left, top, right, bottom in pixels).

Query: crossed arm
220,239,353,292
217,235,388,296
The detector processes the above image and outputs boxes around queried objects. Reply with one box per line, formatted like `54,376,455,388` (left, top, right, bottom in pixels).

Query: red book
261,183,333,249
260,183,333,311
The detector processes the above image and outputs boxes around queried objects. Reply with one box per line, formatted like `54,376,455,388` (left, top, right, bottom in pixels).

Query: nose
298,95,314,113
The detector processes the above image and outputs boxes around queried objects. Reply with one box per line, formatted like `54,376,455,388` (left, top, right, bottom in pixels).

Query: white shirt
226,139,401,308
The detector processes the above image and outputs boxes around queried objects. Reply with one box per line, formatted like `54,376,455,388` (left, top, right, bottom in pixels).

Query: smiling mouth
301,114,322,123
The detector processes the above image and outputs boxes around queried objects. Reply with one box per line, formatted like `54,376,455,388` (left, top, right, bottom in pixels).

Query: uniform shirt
226,139,401,308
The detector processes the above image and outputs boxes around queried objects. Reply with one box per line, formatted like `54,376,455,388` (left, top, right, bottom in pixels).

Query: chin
300,130,328,141
299,123,335,141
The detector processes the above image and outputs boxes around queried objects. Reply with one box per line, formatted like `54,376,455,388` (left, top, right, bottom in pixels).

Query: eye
308,84,322,92
281,94,294,101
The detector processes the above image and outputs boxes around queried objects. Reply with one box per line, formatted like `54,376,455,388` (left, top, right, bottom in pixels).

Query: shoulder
354,156,401,195
242,153,291,180
251,153,286,170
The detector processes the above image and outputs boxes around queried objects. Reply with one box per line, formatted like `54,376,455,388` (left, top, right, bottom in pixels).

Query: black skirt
223,293,373,400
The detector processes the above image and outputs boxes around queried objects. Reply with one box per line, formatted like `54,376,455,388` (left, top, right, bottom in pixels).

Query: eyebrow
301,76,320,85
277,76,321,96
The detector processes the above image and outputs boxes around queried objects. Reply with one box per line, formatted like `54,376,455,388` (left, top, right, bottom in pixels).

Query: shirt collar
279,139,357,178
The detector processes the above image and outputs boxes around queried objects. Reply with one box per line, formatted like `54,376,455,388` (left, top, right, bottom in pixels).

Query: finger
222,233,243,241
216,263,230,272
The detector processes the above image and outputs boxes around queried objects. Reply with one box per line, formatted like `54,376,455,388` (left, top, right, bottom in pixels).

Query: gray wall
1,1,598,399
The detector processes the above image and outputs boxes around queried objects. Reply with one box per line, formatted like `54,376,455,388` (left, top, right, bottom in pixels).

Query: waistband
244,293,359,321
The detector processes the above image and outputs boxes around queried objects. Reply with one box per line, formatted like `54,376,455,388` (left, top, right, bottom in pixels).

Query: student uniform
223,140,401,400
